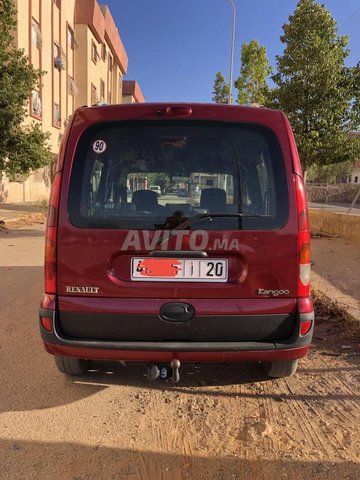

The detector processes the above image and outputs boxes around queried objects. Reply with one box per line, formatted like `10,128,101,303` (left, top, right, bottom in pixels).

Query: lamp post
227,0,236,104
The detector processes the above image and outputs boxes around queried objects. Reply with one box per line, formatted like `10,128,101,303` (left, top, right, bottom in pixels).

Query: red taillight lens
41,316,53,332
300,320,312,336
298,208,309,231
47,173,62,228
44,173,61,294
295,175,309,232
295,174,311,297
44,228,57,294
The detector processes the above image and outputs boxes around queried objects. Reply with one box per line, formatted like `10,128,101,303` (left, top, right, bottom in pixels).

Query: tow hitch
147,359,181,383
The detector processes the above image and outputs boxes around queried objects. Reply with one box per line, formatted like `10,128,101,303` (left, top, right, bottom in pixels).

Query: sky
104,0,360,103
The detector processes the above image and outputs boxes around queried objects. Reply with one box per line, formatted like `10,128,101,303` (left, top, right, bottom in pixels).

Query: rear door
57,105,298,310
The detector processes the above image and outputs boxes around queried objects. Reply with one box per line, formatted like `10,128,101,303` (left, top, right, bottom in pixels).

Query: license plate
131,258,228,282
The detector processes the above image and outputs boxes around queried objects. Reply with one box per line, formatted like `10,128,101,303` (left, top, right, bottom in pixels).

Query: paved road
1,225,360,480
309,202,360,215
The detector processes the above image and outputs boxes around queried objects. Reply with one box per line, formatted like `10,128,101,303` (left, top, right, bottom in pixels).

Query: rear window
68,120,288,230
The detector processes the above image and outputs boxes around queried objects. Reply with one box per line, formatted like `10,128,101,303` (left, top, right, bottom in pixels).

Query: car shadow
76,360,269,388
0,266,105,414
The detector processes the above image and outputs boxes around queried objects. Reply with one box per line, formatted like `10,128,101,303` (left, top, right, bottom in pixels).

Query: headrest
200,188,227,211
132,189,159,210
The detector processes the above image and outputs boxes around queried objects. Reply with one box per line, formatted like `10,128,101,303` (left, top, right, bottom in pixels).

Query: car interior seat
132,189,161,212
200,188,227,212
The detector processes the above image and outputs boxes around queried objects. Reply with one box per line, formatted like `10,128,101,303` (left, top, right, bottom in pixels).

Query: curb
0,212,47,227
311,271,360,324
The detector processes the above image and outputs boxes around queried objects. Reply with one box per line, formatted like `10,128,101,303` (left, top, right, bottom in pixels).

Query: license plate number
131,258,228,282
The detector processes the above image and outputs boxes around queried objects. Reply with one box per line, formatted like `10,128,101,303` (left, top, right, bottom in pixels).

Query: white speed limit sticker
92,139,107,154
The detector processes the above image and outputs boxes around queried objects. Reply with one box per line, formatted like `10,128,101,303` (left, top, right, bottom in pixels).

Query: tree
146,172,171,194
272,0,360,175
0,0,51,180
350,62,360,129
307,161,353,184
212,71,229,104
235,40,272,105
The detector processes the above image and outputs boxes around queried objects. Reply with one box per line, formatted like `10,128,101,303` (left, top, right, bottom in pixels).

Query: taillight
40,294,55,332
44,172,61,294
297,298,314,336
300,320,312,336
41,293,56,310
40,316,53,332
295,174,311,297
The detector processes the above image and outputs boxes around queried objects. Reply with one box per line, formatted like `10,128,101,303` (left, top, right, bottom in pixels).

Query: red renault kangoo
39,103,314,382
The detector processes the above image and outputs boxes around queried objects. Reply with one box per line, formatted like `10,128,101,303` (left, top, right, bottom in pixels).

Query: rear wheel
54,356,87,375
262,359,299,378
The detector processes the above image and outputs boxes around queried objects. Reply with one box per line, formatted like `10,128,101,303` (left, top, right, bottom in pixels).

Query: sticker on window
92,139,107,154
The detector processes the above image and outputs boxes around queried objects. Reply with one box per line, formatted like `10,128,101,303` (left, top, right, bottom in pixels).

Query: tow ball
147,359,181,383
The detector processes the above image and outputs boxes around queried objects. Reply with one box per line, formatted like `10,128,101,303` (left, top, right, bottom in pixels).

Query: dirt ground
0,224,359,480
311,235,360,321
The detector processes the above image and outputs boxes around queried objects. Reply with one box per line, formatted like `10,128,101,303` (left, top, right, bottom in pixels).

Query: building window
31,18,42,49
101,44,107,61
68,75,79,96
91,84,98,105
109,55,113,72
100,79,105,102
31,90,42,117
54,0,61,8
119,74,122,100
206,179,214,186
53,42,66,70
107,91,112,104
53,42,60,58
53,103,61,128
91,41,100,64
67,27,78,50
355,176,359,183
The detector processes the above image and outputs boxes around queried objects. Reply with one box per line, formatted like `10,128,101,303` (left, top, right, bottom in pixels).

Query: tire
54,356,87,375
262,359,299,378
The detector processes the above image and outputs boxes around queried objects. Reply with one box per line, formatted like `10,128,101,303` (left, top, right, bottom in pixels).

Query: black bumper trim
39,309,314,352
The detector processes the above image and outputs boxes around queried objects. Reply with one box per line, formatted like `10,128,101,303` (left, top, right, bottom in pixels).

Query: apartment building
1,0,143,204
74,1,128,109
122,80,145,104
348,160,360,184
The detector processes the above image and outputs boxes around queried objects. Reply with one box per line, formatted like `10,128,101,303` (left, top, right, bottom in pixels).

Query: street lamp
227,0,236,104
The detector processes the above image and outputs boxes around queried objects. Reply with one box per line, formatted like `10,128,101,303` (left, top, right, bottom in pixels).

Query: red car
39,103,313,381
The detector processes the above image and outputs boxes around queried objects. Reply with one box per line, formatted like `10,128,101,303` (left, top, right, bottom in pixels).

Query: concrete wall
309,209,360,246
350,167,360,184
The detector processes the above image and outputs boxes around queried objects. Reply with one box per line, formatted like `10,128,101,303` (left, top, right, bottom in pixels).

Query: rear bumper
39,302,314,363
43,341,310,363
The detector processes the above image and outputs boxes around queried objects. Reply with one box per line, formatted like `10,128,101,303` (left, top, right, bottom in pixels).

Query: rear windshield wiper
170,212,263,231
158,212,261,246
171,212,237,230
